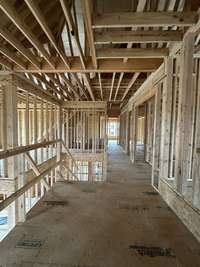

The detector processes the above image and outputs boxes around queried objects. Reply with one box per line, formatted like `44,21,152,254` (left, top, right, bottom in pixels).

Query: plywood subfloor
0,141,200,267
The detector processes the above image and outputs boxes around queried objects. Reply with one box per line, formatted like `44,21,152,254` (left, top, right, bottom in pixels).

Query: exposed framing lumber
72,73,89,99
0,178,15,193
84,74,95,100
13,74,62,105
0,160,62,212
0,26,40,69
61,161,79,181
25,152,50,191
0,46,26,69
46,73,72,100
128,63,165,107
0,56,12,69
130,105,138,162
81,0,97,68
60,0,86,69
60,74,80,99
24,0,70,69
93,11,198,28
121,73,140,101
0,0,54,69
96,48,169,59
98,73,103,100
193,58,200,207
160,57,173,178
10,57,163,73
114,73,124,101
63,101,106,109
175,33,195,194
123,0,146,63
94,30,183,44
152,85,162,188
32,73,68,101
0,139,60,160
109,72,116,102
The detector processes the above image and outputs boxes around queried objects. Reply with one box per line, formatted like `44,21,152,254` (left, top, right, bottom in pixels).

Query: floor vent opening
119,205,149,211
143,191,159,196
129,245,175,257
43,200,69,206
16,239,44,249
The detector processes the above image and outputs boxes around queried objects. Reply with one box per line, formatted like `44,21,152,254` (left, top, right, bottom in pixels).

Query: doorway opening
107,118,119,141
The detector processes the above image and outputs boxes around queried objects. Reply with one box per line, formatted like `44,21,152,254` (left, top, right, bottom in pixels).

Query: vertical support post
193,60,200,208
160,57,173,178
56,106,62,181
88,161,93,181
130,104,137,163
134,106,139,162
125,111,130,154
175,33,194,194
2,75,26,225
152,85,162,189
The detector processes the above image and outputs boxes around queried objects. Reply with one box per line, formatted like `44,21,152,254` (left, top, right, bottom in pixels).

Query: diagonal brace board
61,161,80,181
25,152,50,191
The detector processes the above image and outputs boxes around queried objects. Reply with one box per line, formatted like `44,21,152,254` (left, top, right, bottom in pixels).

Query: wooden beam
59,0,86,69
24,0,70,69
63,101,106,109
93,12,198,28
114,73,124,101
175,33,195,194
83,73,95,100
98,73,103,100
11,57,163,73
46,73,73,100
72,73,89,99
0,46,26,69
0,26,40,69
25,152,50,191
60,74,80,99
34,74,67,101
13,74,62,105
121,73,140,101
109,73,116,101
0,0,54,69
81,0,97,68
26,156,56,181
0,178,15,193
96,48,169,59
0,139,60,160
0,56,13,69
0,160,62,212
124,0,146,63
94,30,183,44
128,63,165,107
160,57,173,179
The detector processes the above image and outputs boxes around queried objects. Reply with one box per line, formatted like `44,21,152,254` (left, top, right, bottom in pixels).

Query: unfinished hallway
0,141,199,266
0,0,200,266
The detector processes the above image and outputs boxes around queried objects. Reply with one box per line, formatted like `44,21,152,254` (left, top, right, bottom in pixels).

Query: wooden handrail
0,139,61,160
0,160,62,212
0,139,79,212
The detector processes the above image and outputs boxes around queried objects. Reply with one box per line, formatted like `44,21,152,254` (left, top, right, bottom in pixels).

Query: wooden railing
0,139,79,213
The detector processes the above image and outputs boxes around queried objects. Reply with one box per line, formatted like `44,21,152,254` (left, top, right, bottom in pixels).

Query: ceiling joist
93,11,198,28
96,48,169,59
11,57,163,73
94,30,183,44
